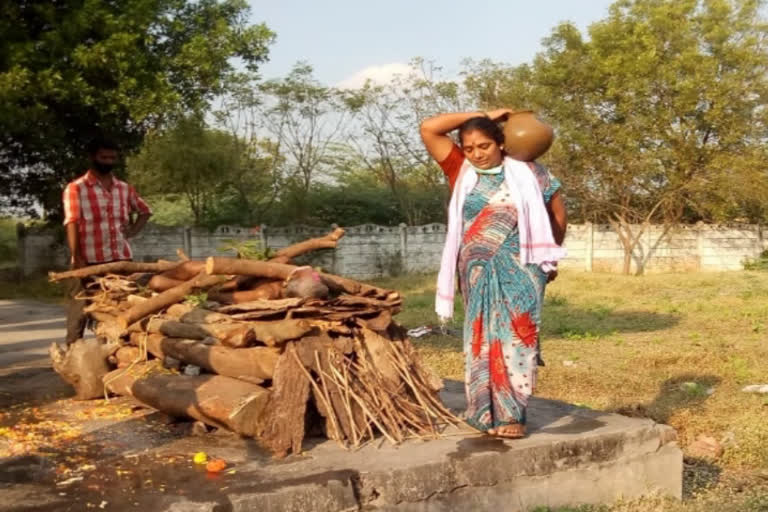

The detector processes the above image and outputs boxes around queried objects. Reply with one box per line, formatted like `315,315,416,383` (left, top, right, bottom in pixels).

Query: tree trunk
610,218,637,275
246,319,314,347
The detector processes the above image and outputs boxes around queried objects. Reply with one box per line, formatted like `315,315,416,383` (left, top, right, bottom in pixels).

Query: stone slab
219,381,681,512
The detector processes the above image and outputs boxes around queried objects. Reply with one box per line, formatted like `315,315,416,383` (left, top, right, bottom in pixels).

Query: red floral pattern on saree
489,340,512,390
511,312,538,348
471,315,484,358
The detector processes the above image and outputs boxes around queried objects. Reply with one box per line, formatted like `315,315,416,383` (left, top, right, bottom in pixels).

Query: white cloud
336,62,414,90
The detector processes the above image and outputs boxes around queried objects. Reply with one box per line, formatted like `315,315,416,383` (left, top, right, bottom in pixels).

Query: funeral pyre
48,229,459,457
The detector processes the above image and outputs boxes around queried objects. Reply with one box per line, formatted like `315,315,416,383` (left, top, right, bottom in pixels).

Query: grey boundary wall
17,222,767,277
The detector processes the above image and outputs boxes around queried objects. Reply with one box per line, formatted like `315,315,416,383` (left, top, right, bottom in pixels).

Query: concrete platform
0,300,683,512
216,381,682,512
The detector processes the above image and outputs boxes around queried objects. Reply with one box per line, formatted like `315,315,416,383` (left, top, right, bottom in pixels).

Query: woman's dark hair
457,116,504,147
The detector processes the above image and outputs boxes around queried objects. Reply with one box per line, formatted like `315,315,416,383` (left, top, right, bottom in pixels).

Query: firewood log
50,338,119,400
257,343,310,457
357,328,402,393
158,260,206,281
145,319,257,348
49,260,181,281
294,334,363,442
246,319,314,347
217,298,303,313
103,364,269,437
269,227,345,264
117,272,225,329
114,346,144,368
205,257,395,299
150,316,313,349
147,274,186,292
89,311,126,342
354,310,393,331
129,333,279,381
165,303,193,319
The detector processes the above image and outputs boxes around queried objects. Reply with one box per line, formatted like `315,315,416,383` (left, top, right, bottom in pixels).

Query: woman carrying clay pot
420,109,567,438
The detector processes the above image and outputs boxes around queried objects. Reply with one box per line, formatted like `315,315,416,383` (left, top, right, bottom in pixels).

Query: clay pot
503,110,554,162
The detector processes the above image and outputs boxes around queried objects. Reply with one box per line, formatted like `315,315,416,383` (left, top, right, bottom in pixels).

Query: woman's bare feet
487,423,525,439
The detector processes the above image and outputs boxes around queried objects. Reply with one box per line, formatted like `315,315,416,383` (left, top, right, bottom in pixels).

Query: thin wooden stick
290,348,346,449
326,349,360,446
313,351,347,444
316,365,399,445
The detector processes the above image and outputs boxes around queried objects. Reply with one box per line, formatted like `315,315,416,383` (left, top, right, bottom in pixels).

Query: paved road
0,300,72,406
0,300,67,372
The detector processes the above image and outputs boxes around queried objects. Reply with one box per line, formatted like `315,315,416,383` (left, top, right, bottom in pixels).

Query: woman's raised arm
419,109,517,162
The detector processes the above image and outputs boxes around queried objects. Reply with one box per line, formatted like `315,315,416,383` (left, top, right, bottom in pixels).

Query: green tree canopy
0,0,273,217
468,0,768,273
127,116,280,227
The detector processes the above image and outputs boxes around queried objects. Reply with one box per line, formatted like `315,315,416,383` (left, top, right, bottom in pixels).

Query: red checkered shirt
63,170,152,264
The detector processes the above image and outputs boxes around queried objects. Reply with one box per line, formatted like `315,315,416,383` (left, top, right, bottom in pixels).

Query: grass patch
0,217,19,267
375,270,768,511
0,274,66,303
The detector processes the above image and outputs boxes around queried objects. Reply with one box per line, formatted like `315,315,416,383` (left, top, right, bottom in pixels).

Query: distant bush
743,250,768,271
0,218,19,263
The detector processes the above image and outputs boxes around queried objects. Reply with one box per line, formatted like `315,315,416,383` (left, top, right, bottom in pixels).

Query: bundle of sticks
49,228,459,457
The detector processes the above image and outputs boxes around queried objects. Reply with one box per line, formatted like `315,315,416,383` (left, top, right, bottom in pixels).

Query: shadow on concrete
441,379,609,437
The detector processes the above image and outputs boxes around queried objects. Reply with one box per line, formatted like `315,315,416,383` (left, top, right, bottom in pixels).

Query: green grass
0,217,19,267
0,274,66,302
375,270,768,511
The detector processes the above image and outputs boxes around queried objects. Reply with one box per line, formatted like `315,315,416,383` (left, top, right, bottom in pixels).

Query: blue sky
250,0,616,86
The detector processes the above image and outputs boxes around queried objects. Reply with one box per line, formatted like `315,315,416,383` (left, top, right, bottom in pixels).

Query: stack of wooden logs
49,229,458,457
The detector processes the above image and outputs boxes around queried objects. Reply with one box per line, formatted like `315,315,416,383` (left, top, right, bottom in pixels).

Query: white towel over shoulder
435,157,567,320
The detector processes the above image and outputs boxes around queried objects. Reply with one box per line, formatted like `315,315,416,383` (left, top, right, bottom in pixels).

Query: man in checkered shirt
62,137,152,344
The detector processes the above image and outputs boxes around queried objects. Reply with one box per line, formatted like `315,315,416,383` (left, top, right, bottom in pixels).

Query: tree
466,0,768,273
127,116,279,227
257,63,346,221
213,74,284,226
0,0,274,217
341,59,467,224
